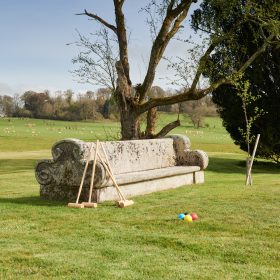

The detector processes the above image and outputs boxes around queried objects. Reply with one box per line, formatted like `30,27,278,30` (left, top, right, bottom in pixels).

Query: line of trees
0,89,116,121
0,87,217,124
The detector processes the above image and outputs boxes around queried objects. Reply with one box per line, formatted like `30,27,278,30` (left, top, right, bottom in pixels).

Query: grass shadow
0,196,117,208
208,157,279,174
0,196,65,207
0,159,37,175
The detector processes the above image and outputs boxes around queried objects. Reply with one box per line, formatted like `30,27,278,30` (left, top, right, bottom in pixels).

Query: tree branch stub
76,9,117,34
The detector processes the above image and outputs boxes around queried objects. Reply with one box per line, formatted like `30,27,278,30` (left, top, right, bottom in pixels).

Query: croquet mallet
99,142,134,208
82,140,99,208
68,143,94,208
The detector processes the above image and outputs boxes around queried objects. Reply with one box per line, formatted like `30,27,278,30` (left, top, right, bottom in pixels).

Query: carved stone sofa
35,135,208,202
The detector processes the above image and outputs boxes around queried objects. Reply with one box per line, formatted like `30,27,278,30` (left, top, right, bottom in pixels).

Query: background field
0,115,279,279
0,113,240,153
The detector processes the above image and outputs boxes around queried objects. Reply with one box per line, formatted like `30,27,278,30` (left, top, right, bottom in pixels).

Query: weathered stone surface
93,171,204,202
35,135,209,202
114,166,200,185
100,138,177,174
166,134,208,168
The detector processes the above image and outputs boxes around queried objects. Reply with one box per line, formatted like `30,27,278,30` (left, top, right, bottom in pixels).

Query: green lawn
0,116,279,279
0,114,239,153
0,117,120,152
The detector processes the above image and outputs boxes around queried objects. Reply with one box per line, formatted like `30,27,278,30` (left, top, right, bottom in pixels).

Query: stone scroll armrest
35,138,107,189
180,150,209,170
167,134,209,170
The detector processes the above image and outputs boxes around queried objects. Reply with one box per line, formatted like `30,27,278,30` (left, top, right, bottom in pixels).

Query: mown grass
0,117,120,152
0,114,239,153
0,116,279,279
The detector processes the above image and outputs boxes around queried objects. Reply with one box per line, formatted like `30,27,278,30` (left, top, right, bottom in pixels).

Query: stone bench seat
115,165,201,185
35,134,208,202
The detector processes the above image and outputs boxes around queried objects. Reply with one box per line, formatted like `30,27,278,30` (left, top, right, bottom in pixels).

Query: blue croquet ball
178,213,185,220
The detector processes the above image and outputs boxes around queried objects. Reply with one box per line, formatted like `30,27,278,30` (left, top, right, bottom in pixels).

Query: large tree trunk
114,82,140,140
119,109,140,140
114,60,141,140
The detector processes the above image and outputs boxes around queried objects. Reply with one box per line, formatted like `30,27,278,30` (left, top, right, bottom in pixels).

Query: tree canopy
199,0,280,163
211,40,280,163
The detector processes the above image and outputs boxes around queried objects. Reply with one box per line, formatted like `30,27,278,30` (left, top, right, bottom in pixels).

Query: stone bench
35,135,208,202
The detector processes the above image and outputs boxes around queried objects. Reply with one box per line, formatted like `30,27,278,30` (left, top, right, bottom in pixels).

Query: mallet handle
75,143,94,204
100,142,126,201
96,147,125,201
88,140,99,203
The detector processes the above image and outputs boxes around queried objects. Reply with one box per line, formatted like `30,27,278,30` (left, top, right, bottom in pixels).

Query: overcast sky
0,1,199,95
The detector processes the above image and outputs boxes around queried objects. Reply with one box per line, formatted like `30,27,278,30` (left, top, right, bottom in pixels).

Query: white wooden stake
246,134,260,186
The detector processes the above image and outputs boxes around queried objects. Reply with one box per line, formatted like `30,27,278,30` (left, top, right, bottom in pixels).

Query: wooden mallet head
117,200,134,208
82,202,98,208
68,203,85,208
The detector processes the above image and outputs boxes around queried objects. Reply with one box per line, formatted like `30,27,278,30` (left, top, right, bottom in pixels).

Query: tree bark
114,58,139,140
114,87,140,140
154,119,180,138
119,107,140,140
145,107,158,138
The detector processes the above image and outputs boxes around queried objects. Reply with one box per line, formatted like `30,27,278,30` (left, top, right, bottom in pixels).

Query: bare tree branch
138,0,192,102
188,18,247,91
76,9,117,34
189,43,216,91
153,119,181,138
137,32,274,114
71,29,118,91
238,34,275,73
167,0,176,13
113,0,131,86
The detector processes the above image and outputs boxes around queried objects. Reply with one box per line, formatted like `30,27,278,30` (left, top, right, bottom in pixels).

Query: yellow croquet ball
184,214,193,223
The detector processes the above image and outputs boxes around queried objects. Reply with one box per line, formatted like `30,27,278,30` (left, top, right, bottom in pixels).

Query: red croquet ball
190,213,198,221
